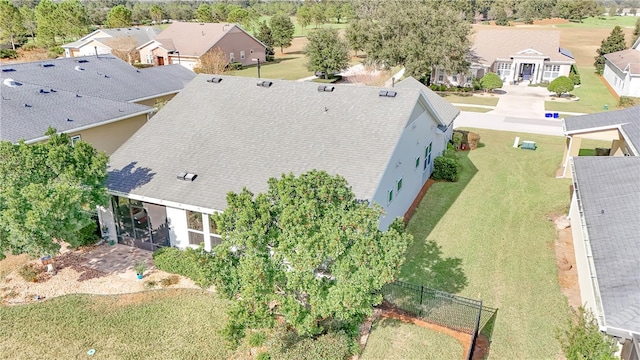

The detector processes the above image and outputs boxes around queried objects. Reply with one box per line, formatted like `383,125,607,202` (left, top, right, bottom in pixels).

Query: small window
188,232,204,246
250,49,254,54
209,215,218,234
229,52,235,62
71,135,81,146
240,51,245,59
388,189,393,204
397,178,403,192
415,156,420,169
186,211,203,231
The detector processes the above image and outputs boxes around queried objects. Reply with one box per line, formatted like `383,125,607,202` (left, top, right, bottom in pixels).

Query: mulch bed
53,251,107,282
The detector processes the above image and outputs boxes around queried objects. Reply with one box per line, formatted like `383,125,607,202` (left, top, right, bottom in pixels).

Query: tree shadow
401,151,479,294
106,162,155,193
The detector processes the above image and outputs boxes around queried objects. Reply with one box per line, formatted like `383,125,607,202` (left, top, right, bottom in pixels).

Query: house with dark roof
561,106,640,353
137,22,267,70
0,55,195,154
62,27,162,60
434,29,575,86
99,75,459,251
602,37,640,98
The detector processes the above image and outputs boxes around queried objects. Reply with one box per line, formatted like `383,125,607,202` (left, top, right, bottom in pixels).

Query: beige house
137,22,267,70
62,27,162,61
0,56,195,154
560,106,639,178
434,30,575,86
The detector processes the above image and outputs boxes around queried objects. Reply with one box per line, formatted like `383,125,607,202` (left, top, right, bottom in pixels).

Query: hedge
432,156,459,182
152,246,215,288
266,327,356,360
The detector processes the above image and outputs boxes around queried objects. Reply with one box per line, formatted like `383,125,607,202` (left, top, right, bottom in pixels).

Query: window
452,75,458,82
415,156,420,169
397,178,403,192
240,51,245,60
388,189,393,204
208,215,222,247
543,64,560,79
71,135,81,146
187,210,204,246
145,54,153,64
497,62,511,77
423,142,432,171
229,52,235,62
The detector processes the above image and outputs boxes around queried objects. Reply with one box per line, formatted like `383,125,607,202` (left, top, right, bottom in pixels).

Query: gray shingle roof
394,76,459,125
572,157,640,335
63,27,162,49
0,56,195,102
563,106,640,151
604,48,640,75
107,75,455,211
0,82,152,143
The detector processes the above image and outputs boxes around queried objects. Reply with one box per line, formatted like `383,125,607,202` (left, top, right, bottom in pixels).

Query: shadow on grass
401,151,479,294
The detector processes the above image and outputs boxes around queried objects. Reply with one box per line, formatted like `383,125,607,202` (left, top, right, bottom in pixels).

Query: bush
21,43,38,51
467,132,481,150
267,326,356,360
159,274,180,287
132,63,154,69
0,49,18,59
548,76,575,97
248,331,267,347
152,246,215,288
72,221,99,248
18,263,42,282
480,72,503,92
144,280,157,289
48,46,64,58
228,62,243,70
432,156,459,182
312,75,342,83
257,353,271,360
619,96,640,108
452,132,463,150
555,307,617,360
569,72,581,86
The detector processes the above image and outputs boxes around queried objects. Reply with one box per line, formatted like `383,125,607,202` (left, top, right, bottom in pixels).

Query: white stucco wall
603,59,626,96
372,101,446,230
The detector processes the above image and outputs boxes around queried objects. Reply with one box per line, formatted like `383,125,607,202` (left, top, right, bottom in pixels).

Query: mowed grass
555,15,640,28
259,16,349,37
545,66,619,113
234,55,312,80
0,289,232,359
401,129,571,359
361,318,463,360
456,106,493,113
440,94,500,106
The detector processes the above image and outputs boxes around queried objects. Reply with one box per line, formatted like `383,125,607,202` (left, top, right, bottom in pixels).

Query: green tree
20,5,36,42
634,17,640,43
296,5,312,35
0,0,26,50
304,28,349,79
325,4,338,23
594,25,627,75
556,307,617,360
345,19,367,57
354,1,471,79
106,5,132,28
211,170,412,343
548,76,575,97
270,13,294,53
56,0,89,40
131,2,150,24
256,21,274,57
195,4,214,23
495,7,509,26
150,4,163,24
0,128,109,259
34,0,58,46
553,0,601,23
310,4,326,28
339,2,355,23
480,72,503,92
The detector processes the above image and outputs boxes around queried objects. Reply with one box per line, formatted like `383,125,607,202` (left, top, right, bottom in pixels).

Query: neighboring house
562,106,640,357
434,30,575,86
602,37,640,98
137,22,267,70
62,27,162,60
0,55,195,154
560,106,640,178
101,75,459,251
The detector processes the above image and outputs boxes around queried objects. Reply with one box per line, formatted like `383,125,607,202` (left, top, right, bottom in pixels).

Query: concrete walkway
454,111,564,136
384,67,406,87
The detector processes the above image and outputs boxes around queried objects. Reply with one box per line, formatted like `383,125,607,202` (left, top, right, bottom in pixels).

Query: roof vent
1,68,15,72
41,63,55,68
2,78,21,87
104,74,110,78
257,80,273,88
24,103,31,108
317,85,335,92
39,89,49,94
75,65,84,71
207,77,223,83
176,172,187,180
67,118,73,122
50,88,56,92
379,90,397,98
185,173,197,181
76,59,89,63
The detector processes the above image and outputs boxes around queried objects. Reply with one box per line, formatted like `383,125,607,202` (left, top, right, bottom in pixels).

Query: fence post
467,300,483,360
419,285,424,305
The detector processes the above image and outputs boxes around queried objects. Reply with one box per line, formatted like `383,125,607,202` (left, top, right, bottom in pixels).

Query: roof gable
517,48,543,55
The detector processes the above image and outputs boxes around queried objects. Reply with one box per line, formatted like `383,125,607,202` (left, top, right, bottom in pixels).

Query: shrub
548,76,575,97
432,156,459,182
0,49,18,59
555,306,617,360
48,46,64,58
132,63,154,69
569,72,581,86
144,280,157,289
159,274,180,287
480,72,503,92
467,132,481,150
453,132,463,150
152,246,215,288
228,61,243,70
249,331,267,347
18,263,42,282
72,221,99,248
21,43,38,51
257,353,271,360
619,96,640,108
267,326,356,360
312,75,342,83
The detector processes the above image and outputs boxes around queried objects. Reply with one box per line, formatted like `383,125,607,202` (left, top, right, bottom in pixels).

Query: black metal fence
380,281,498,360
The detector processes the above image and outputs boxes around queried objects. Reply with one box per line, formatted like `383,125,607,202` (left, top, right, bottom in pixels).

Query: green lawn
456,106,493,113
400,129,572,359
234,55,312,80
555,16,640,28
0,289,232,359
258,16,349,37
440,94,500,106
361,318,463,360
545,67,619,114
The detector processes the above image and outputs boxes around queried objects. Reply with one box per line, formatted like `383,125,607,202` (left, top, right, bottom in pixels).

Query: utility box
521,141,537,150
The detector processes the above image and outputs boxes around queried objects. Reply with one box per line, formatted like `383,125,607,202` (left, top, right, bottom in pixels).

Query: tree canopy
594,25,627,75
0,0,25,50
0,129,109,259
548,76,575,97
211,170,412,344
195,4,214,23
269,13,294,53
106,5,132,28
255,21,274,57
350,1,472,79
304,28,350,79
480,72,503,92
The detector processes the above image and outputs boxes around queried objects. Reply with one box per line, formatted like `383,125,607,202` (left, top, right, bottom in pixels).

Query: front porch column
537,62,544,83
512,62,518,82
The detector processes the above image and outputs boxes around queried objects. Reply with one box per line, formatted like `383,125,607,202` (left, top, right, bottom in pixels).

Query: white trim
619,126,640,155
108,190,221,215
25,109,154,144
564,124,622,136
129,90,179,103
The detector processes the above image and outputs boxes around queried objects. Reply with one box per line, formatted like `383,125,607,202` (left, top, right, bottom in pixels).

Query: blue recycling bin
553,113,559,118
545,113,552,118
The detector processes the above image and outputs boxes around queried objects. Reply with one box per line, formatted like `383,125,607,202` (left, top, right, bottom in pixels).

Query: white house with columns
433,29,575,86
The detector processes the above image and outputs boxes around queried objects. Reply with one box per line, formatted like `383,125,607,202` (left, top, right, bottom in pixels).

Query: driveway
454,111,564,136
491,82,550,118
